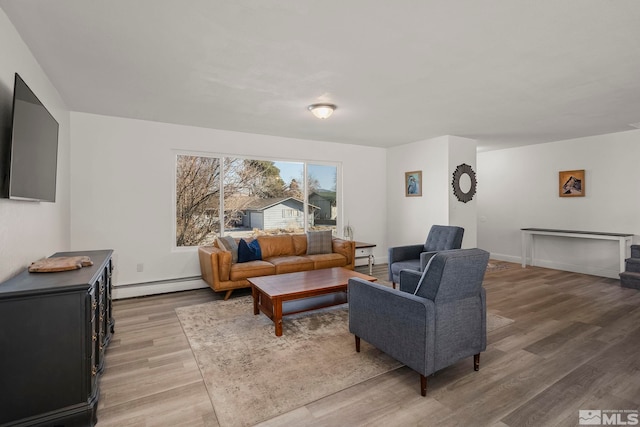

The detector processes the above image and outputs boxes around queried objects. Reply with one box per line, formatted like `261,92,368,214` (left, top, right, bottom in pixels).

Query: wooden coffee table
248,267,377,336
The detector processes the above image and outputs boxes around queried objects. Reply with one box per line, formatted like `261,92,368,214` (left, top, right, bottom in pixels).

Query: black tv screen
6,73,59,202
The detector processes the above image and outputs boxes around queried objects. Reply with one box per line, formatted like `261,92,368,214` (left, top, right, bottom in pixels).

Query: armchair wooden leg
355,335,360,353
224,290,233,300
474,353,480,371
420,374,427,396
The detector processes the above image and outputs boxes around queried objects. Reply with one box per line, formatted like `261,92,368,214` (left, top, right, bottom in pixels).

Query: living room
1,2,639,426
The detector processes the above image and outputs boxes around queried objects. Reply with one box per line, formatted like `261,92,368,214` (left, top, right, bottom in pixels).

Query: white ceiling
2,0,640,151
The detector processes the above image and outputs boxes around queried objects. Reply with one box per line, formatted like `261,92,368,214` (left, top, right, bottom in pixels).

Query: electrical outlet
137,263,144,272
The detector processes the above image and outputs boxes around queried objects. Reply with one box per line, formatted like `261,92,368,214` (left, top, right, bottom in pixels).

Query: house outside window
307,164,338,234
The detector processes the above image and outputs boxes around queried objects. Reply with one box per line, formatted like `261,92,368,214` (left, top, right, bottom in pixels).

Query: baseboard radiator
113,276,208,300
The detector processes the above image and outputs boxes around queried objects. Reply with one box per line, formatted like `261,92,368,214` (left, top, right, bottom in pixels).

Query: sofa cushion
257,234,294,258
229,261,276,281
390,259,421,283
266,256,315,274
238,239,262,263
304,253,347,270
217,236,238,263
292,234,307,255
307,230,332,255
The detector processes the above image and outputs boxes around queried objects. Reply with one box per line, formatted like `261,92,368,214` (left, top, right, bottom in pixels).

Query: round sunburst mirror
452,163,477,203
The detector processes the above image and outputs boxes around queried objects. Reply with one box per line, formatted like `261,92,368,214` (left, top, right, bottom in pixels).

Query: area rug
487,312,515,331
176,296,514,427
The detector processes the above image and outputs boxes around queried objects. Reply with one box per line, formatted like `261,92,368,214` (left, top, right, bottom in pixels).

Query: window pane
307,164,338,235
175,155,221,247
224,158,304,238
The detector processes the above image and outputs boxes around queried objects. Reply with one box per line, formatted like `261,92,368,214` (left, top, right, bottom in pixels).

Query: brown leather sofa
198,234,356,299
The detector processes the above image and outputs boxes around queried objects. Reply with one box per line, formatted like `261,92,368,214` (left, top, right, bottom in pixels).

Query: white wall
448,135,478,248
70,112,387,295
0,10,70,282
478,129,640,278
387,136,450,247
387,135,478,249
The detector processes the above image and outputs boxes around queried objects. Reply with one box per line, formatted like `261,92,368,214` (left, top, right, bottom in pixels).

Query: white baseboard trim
529,259,619,280
488,252,619,280
113,277,208,300
488,253,522,264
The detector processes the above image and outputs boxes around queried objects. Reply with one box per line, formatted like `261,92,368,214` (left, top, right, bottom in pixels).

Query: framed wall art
405,171,422,197
559,169,585,197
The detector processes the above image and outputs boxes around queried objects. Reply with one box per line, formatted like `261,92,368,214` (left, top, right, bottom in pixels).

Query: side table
354,241,376,275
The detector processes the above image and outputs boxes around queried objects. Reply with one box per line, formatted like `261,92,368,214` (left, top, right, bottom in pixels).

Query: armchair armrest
398,269,423,294
388,244,424,263
419,251,437,270
348,278,436,375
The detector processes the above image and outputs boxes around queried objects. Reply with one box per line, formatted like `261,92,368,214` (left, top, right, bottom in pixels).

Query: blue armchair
388,225,464,288
349,248,489,396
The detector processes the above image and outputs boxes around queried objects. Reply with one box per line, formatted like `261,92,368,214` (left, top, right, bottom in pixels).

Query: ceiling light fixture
308,103,336,120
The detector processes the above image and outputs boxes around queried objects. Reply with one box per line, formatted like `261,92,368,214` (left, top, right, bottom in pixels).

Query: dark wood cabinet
0,250,114,427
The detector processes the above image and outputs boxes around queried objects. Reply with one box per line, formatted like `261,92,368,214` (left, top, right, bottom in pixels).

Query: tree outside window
175,155,221,247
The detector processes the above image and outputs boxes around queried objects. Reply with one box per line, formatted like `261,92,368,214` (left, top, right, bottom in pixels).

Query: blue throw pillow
238,238,262,263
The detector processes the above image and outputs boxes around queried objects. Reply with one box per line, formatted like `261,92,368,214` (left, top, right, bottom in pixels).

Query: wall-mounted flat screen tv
4,73,59,202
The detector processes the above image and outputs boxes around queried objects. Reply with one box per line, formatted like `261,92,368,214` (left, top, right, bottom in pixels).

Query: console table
0,249,114,426
520,228,633,274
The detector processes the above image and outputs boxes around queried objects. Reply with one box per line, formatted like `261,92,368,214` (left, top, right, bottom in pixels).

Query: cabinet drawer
355,247,374,257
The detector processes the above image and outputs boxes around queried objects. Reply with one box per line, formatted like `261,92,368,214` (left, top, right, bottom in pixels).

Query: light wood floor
96,262,640,426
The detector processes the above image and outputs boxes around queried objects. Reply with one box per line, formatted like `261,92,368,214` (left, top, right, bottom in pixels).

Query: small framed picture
405,171,422,197
559,170,585,197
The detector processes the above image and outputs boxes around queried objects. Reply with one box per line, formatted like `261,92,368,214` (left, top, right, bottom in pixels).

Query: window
307,163,338,234
175,154,338,247
175,155,221,247
223,158,303,238
282,209,301,218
